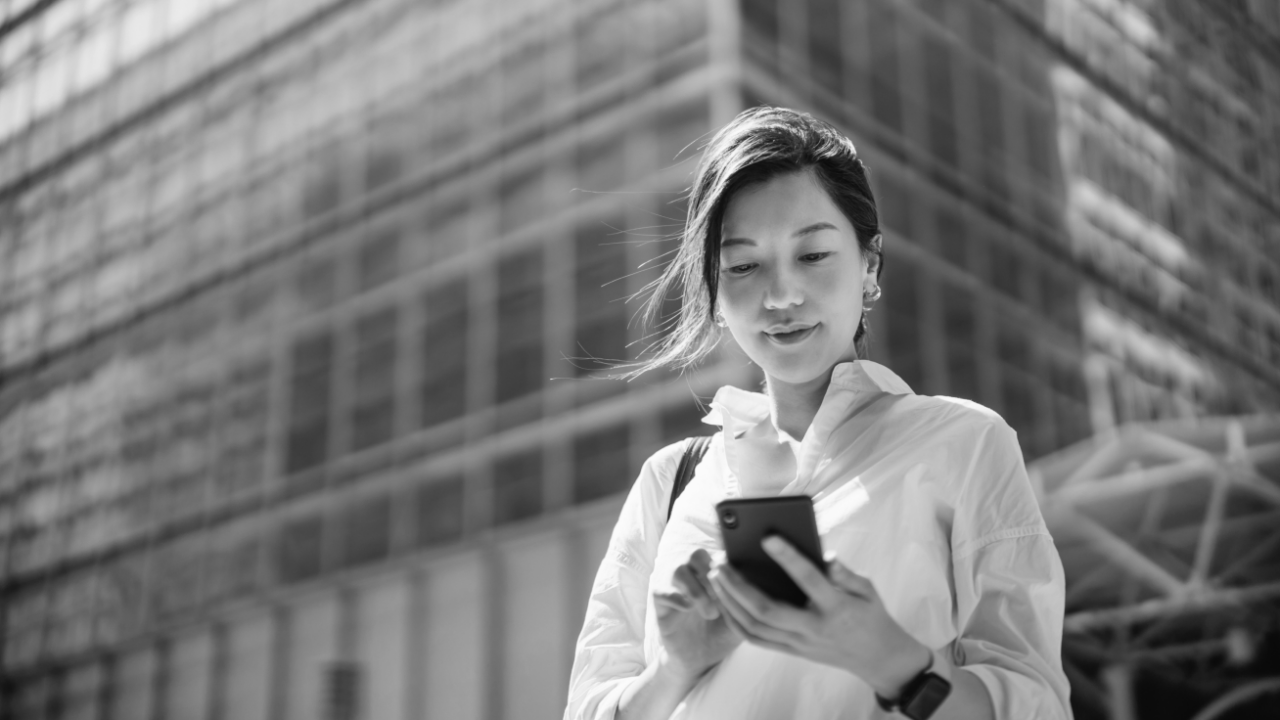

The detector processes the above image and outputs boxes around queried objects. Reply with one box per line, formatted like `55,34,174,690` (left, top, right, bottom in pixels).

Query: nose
762,264,804,310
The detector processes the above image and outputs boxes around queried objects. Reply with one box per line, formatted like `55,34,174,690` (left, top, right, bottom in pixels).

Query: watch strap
874,648,953,719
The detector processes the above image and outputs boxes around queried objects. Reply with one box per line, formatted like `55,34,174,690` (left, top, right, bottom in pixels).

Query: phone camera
721,510,738,529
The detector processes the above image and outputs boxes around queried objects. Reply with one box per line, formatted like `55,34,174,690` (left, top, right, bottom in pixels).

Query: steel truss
1029,415,1280,720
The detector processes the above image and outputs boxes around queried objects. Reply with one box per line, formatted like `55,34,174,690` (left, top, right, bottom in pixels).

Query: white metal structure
1030,415,1280,720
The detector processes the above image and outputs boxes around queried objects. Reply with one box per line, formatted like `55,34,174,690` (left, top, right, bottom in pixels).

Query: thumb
827,559,874,598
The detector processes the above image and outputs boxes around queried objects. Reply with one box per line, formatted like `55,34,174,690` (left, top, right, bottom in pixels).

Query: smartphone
715,495,825,607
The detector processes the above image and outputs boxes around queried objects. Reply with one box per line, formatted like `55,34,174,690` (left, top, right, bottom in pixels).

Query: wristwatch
874,647,953,719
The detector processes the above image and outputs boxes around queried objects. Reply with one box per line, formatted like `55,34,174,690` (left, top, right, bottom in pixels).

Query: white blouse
564,361,1073,720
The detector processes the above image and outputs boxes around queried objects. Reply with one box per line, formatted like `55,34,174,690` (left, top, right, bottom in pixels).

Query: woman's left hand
707,536,931,698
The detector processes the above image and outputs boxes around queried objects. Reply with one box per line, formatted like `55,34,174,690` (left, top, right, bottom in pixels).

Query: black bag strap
667,435,713,522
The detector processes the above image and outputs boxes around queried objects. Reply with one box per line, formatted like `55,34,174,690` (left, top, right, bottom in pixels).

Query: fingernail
763,536,784,551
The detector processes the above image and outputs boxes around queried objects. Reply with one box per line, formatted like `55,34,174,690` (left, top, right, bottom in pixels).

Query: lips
764,324,818,346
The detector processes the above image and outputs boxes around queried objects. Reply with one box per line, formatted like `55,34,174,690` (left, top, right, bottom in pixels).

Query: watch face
903,674,952,720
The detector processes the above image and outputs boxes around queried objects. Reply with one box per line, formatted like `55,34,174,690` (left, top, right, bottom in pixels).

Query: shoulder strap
667,435,713,522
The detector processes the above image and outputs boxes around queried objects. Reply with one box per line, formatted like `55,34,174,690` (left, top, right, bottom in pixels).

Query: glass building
1,0,1277,718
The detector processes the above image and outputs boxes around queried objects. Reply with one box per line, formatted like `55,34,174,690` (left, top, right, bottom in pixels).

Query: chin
755,353,837,386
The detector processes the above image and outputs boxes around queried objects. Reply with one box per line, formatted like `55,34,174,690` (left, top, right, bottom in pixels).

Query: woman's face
717,170,877,387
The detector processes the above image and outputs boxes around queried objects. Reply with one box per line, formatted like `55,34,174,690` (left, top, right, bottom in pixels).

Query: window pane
942,284,975,347
498,168,545,235
285,420,328,475
973,66,1005,165
576,136,626,195
575,216,628,313
343,493,390,567
923,34,957,169
277,515,325,583
741,0,779,69
423,279,468,426
417,476,464,547
422,377,466,427
351,307,398,451
497,250,543,348
296,256,336,311
948,344,979,402
301,148,343,220
291,370,330,420
808,0,842,95
493,449,542,525
653,100,709,167
1001,371,1036,438
884,257,921,390
496,251,543,403
366,109,408,192
500,39,546,127
350,400,394,451
873,171,912,238
573,314,628,378
496,345,543,404
989,241,1022,299
358,228,400,292
354,346,395,400
574,425,631,503
934,206,968,268
286,331,333,473
661,404,709,446
426,199,470,263
867,1,901,132
354,307,397,393
576,3,626,91
997,315,1031,371
293,331,333,372
429,78,473,154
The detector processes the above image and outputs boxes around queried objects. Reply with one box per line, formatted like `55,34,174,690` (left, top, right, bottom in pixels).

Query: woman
564,107,1072,720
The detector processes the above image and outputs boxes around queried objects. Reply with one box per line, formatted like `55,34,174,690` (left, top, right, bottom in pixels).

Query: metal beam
1059,433,1126,489
1189,474,1231,587
1228,469,1280,508
1189,677,1280,720
1065,580,1280,634
1132,428,1217,464
1050,508,1187,598
1050,455,1214,507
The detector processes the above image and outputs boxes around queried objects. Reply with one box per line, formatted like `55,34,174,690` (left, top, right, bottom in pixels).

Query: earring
714,309,728,328
864,284,881,303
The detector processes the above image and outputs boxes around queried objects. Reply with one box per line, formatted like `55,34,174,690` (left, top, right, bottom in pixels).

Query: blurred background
1,0,1279,718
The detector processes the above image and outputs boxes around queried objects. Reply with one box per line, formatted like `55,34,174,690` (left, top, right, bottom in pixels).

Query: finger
710,569,805,649
652,589,693,617
673,566,720,620
685,551,720,605
716,593,786,651
710,564,811,633
689,548,713,574
761,536,841,610
827,559,875,598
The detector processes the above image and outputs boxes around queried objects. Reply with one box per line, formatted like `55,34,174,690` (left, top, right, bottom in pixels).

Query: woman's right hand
652,548,743,680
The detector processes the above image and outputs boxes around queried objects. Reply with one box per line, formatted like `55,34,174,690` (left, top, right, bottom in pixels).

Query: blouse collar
701,360,915,494
700,360,914,430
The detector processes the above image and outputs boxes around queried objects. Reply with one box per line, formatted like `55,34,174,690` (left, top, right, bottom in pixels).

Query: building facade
1,0,1278,718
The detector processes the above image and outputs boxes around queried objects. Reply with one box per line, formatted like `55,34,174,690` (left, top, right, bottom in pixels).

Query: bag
666,435,713,521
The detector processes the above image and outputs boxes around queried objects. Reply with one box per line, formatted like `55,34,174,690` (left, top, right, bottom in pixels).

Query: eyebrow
721,221,840,248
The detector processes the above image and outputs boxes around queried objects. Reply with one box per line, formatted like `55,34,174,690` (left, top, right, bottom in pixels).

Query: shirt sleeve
950,422,1074,720
563,442,684,720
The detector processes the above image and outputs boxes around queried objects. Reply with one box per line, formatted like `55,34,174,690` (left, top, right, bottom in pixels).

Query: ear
862,234,883,280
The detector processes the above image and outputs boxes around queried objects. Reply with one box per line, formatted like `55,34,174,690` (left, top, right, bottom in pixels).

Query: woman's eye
800,252,832,263
725,263,756,275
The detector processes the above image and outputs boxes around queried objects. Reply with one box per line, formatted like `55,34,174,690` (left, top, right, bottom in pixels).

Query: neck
766,367,836,441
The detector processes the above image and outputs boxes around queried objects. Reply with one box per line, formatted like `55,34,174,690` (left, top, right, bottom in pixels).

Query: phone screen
715,495,825,607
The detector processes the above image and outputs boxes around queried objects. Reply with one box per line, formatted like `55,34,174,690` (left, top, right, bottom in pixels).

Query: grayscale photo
0,1,1277,719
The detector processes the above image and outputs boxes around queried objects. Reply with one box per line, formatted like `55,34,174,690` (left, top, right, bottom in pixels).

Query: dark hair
626,106,883,378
